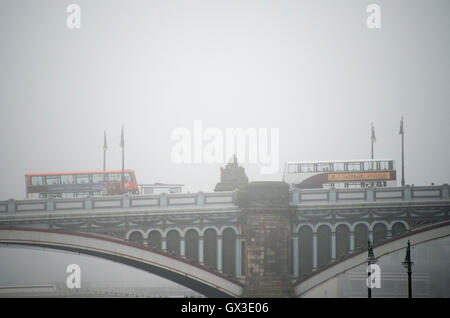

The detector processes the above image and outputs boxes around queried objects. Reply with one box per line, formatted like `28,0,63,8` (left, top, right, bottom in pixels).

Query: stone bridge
0,183,449,297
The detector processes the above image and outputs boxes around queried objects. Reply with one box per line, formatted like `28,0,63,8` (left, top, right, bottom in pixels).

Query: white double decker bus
283,159,397,189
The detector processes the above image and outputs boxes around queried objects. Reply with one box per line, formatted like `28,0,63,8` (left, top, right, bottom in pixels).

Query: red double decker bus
25,170,139,199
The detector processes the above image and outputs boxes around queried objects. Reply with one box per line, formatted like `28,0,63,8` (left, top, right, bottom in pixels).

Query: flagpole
400,117,405,186
121,126,125,193
371,122,375,160
103,131,107,171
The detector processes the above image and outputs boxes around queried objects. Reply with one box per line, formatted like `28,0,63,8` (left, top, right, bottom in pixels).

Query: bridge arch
145,228,164,237
0,228,243,298
199,226,220,236
351,221,371,232
163,227,183,237
331,222,352,232
293,221,450,297
352,222,370,251
370,220,390,231
219,226,239,236
126,229,146,240
372,222,389,243
147,230,163,250
295,223,314,233
128,231,145,246
184,229,200,263
166,229,181,256
314,222,333,233
181,227,200,237
390,220,409,235
335,223,351,260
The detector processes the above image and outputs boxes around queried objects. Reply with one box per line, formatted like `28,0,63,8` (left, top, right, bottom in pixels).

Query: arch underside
294,220,450,297
0,230,243,298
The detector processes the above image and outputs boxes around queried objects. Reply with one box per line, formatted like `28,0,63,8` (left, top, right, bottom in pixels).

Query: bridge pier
238,182,293,297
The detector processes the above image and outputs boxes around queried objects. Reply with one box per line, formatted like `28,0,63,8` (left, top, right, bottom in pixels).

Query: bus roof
285,159,394,165
25,169,135,177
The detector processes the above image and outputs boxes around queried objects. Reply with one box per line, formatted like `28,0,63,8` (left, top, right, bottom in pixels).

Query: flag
120,126,124,148
399,117,404,135
103,131,108,151
371,122,376,143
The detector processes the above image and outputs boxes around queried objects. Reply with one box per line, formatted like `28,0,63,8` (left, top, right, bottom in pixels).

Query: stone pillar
162,237,167,252
160,194,168,207
404,185,412,200
122,195,130,209
293,236,299,278
217,236,222,273
7,199,16,213
180,237,185,258
198,237,204,265
442,184,449,200
331,232,336,261
387,229,392,239
312,232,318,270
235,237,241,278
240,182,293,297
350,231,355,252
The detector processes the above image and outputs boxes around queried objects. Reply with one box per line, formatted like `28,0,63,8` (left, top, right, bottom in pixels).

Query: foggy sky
1,0,449,200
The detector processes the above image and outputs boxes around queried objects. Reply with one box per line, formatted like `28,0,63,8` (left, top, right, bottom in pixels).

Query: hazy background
0,0,449,293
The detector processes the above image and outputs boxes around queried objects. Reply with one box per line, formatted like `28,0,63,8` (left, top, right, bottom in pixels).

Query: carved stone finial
214,156,249,192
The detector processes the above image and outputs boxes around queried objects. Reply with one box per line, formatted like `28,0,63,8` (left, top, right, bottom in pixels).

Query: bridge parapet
289,184,450,206
0,191,237,214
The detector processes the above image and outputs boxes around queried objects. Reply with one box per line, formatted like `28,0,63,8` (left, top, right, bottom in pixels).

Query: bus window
76,175,90,184
347,162,361,171
125,173,133,182
380,161,389,170
288,164,298,173
317,163,331,172
364,162,375,171
61,192,75,199
45,176,59,185
31,176,44,185
76,192,89,198
61,175,74,184
108,173,121,182
333,162,345,171
92,174,105,183
300,164,314,173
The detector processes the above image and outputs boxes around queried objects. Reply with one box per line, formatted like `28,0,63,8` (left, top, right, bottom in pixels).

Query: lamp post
367,240,377,298
401,240,413,298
